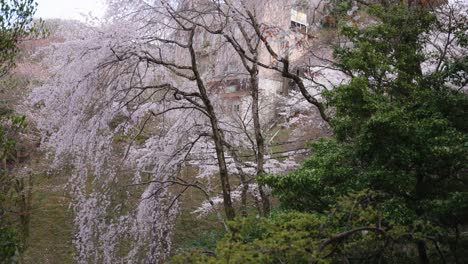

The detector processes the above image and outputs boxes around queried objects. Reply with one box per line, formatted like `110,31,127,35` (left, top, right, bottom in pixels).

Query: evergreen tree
262,3,468,263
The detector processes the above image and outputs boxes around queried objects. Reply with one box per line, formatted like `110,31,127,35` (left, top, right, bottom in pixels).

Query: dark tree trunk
250,61,270,216
417,240,430,264
188,29,235,220
240,173,249,218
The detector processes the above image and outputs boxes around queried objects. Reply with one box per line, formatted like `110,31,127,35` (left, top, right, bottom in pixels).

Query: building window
233,104,240,112
291,21,307,34
290,9,308,34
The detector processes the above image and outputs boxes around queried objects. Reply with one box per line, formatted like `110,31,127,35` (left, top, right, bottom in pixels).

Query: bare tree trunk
13,174,32,249
252,191,263,216
250,61,270,216
188,28,235,220
240,173,249,217
208,114,236,220
220,12,272,215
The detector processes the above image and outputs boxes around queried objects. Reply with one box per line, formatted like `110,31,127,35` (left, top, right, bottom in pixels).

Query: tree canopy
0,0,37,76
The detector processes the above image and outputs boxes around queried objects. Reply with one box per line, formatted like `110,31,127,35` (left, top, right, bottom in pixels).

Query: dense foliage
0,0,37,262
173,3,467,263
0,103,28,263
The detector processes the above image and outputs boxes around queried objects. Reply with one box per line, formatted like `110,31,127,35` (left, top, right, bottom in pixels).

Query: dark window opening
290,21,307,34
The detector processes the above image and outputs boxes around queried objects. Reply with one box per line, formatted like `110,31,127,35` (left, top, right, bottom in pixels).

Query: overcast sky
34,0,106,21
